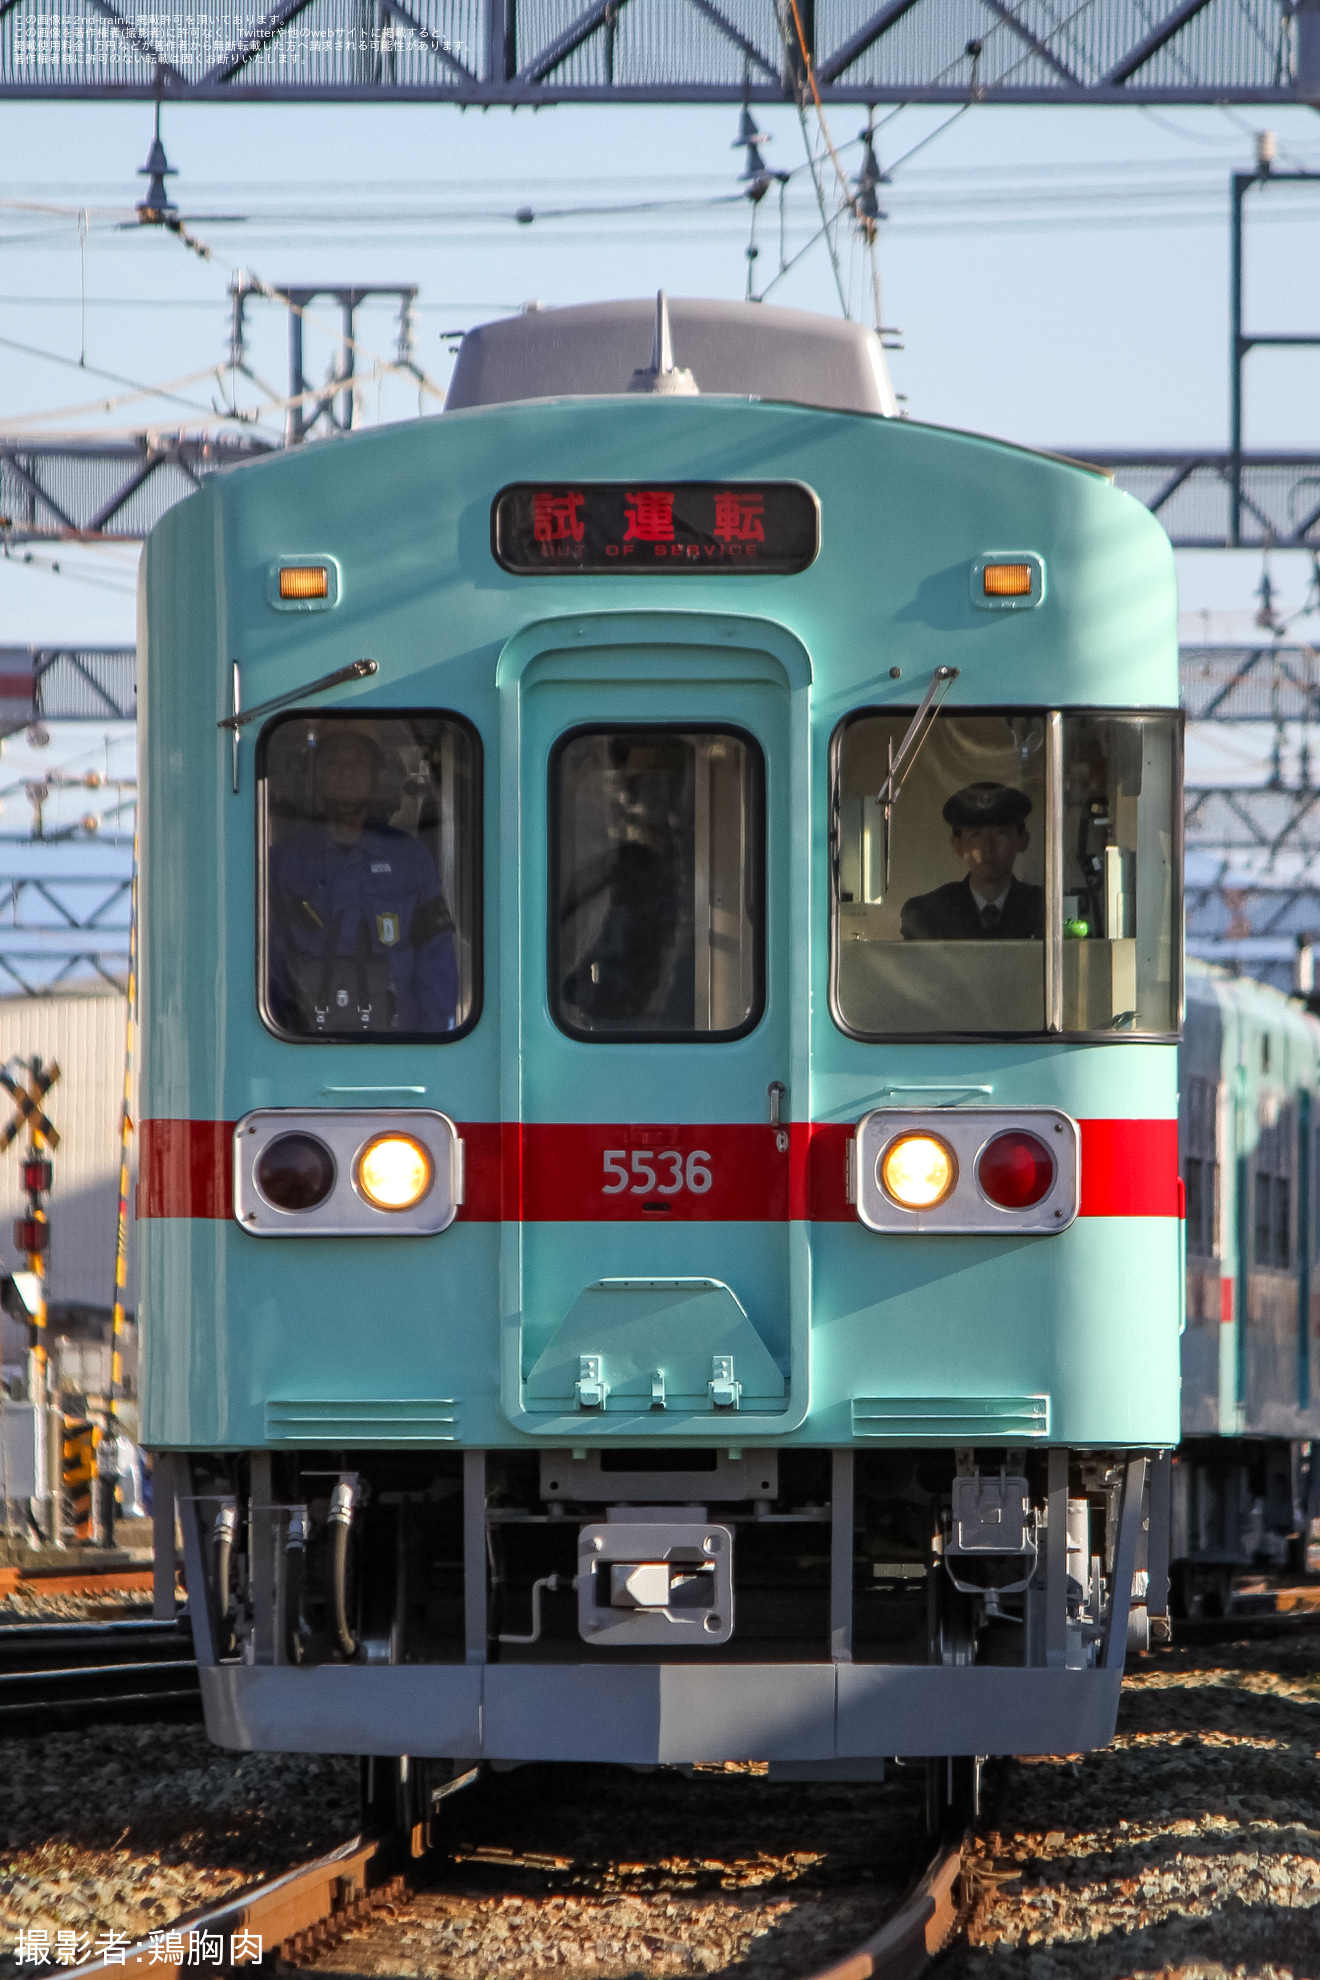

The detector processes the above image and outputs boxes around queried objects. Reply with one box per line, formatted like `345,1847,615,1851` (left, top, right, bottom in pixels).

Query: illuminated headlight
880,1133,957,1210
354,1133,434,1211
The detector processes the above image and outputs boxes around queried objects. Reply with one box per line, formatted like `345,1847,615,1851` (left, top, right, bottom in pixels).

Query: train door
496,614,812,1436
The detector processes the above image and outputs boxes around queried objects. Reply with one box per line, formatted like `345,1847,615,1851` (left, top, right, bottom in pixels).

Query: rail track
805,1839,965,1980
0,1554,157,1603
1167,1574,1320,1644
0,1616,200,1727
64,1806,965,1980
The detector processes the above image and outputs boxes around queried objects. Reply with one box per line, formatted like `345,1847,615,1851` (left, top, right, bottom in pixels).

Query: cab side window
550,727,764,1041
258,713,480,1041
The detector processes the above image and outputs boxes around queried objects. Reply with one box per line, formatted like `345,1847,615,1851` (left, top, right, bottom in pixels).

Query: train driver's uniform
267,731,459,1035
899,781,1046,942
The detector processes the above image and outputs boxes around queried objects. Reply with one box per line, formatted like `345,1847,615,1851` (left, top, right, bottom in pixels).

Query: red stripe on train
138,1117,1178,1222
138,1119,235,1220
1077,1117,1180,1218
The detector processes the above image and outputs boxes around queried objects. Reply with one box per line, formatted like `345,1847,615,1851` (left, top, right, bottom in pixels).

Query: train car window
550,727,763,1041
833,713,1048,1035
258,713,480,1041
1182,1076,1221,1257
1254,1106,1294,1269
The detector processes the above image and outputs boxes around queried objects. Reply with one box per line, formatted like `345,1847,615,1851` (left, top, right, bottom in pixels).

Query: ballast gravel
0,1725,358,1979
940,1623,1320,1980
0,1591,156,1623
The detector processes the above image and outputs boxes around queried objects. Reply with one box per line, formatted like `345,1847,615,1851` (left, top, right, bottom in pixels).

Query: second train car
1176,957,1320,1610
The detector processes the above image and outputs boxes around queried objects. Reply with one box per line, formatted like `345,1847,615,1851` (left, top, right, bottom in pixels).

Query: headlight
255,1132,337,1212
879,1133,957,1210
354,1132,434,1211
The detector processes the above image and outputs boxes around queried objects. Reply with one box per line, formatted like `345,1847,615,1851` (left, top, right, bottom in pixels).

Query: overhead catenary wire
2,111,1316,441
0,200,451,424
159,219,450,414
0,321,442,437
0,545,139,595
0,333,228,418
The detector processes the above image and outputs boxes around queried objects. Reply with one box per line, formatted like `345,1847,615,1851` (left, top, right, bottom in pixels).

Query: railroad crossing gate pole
64,1415,97,1541
1,1058,61,1545
103,833,138,1549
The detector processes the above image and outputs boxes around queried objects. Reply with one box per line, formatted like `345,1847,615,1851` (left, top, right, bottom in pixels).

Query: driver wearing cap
900,782,1046,941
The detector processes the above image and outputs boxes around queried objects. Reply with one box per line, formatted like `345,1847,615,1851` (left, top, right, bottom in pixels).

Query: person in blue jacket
267,726,459,1035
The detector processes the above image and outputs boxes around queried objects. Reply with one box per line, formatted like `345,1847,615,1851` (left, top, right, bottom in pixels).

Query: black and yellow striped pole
1,1058,61,1539
103,834,138,1548
64,1416,97,1540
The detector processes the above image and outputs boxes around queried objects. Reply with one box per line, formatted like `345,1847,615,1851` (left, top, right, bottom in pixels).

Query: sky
1,94,1318,656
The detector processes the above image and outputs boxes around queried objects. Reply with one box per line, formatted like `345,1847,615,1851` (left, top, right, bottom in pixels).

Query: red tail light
977,1130,1055,1210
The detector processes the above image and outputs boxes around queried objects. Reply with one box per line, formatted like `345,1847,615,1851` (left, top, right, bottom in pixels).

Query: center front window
550,727,764,1042
832,708,1180,1040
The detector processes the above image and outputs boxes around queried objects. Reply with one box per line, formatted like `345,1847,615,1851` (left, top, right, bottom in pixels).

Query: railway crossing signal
0,1059,60,1150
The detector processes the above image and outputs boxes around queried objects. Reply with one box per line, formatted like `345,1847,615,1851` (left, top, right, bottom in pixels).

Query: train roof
1186,956,1320,1055
444,294,899,419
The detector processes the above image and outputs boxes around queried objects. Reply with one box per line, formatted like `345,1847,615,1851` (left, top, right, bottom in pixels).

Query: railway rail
0,1556,156,1603
0,1617,199,1727
63,1814,965,1979
72,1836,405,1976
806,1839,965,1980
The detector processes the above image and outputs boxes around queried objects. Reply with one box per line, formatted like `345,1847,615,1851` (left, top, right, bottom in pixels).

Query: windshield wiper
874,665,959,892
217,658,378,733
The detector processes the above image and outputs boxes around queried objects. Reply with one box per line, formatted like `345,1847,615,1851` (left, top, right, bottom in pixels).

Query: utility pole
283,286,422,444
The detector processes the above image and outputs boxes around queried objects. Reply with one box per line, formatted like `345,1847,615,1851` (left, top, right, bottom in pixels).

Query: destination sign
491,483,819,575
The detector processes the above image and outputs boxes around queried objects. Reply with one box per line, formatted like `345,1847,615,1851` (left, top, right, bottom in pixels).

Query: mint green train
138,296,1183,1824
1176,960,1320,1612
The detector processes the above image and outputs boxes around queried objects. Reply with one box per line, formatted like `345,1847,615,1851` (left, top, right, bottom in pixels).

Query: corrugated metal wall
0,986,134,1314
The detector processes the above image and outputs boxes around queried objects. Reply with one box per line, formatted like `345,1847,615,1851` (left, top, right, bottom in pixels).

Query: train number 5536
602,1149,713,1195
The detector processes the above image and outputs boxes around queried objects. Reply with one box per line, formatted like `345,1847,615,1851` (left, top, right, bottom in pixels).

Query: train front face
139,300,1181,1773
